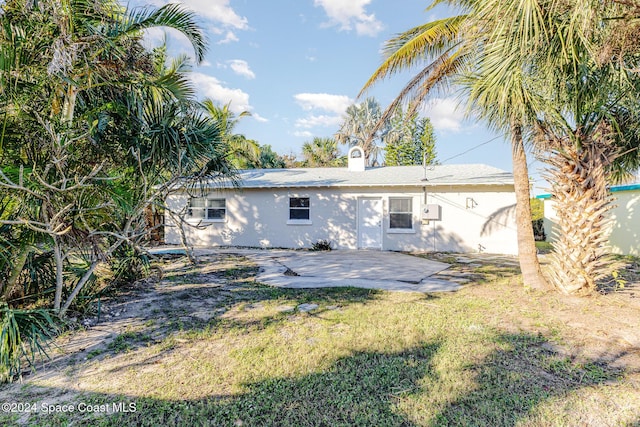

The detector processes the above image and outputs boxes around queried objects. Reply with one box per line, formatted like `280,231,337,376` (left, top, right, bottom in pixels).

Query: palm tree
253,145,287,169
202,100,260,168
301,137,345,167
360,2,550,290
465,0,640,293
363,0,640,294
335,98,386,166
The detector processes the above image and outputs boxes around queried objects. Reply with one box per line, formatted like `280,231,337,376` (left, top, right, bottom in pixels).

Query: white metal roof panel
220,164,513,189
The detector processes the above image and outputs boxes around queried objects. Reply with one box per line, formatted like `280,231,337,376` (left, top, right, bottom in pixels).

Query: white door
358,198,383,249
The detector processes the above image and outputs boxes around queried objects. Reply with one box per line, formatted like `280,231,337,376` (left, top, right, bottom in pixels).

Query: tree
335,97,386,166
465,0,640,293
301,137,345,167
203,100,260,169
364,0,640,294
252,145,286,169
384,109,437,166
360,2,551,290
0,0,233,317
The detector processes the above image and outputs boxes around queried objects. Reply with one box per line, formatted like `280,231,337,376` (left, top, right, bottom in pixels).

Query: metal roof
203,164,514,189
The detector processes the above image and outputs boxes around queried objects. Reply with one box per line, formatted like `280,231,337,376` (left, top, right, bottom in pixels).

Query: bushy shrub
0,303,58,382
310,239,333,251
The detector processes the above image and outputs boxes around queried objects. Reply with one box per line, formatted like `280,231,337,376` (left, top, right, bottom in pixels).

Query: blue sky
136,0,547,193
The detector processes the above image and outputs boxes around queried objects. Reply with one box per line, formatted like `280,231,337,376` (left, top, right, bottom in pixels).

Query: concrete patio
186,248,460,293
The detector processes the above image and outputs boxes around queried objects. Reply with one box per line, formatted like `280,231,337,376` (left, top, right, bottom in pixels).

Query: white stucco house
165,147,519,254
538,183,640,255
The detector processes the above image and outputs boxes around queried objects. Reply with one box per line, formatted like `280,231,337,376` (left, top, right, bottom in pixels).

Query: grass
535,241,553,254
0,253,638,426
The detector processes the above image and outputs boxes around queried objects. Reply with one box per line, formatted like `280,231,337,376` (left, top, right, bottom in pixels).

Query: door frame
357,197,383,250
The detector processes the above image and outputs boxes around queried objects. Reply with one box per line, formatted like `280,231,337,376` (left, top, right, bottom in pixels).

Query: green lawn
0,254,637,426
535,241,553,254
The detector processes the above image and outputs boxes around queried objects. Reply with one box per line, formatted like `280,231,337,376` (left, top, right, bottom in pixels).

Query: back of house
165,150,518,254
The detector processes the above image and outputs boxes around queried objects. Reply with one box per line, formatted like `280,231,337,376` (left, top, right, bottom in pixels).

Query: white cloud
295,114,343,129
227,59,256,79
354,14,385,37
293,130,314,138
293,93,352,130
217,31,239,44
314,0,384,36
305,48,318,62
140,27,165,48
149,0,248,29
293,93,352,114
141,27,196,55
423,98,465,132
252,113,269,123
147,0,247,44
190,72,251,113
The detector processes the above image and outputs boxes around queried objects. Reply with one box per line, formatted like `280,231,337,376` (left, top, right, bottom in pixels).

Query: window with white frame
389,197,413,229
289,197,310,220
188,198,226,221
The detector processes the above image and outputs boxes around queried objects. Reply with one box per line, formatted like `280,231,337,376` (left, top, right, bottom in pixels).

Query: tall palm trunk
544,139,615,294
511,123,550,290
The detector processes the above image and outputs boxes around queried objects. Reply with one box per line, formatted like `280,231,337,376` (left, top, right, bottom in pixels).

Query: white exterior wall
165,185,518,254
542,189,640,255
541,199,556,247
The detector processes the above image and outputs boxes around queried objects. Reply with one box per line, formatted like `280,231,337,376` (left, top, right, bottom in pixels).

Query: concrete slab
152,247,461,293
232,249,459,293
272,250,449,281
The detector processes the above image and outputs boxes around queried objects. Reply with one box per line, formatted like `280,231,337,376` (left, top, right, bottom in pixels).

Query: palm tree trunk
544,140,615,294
511,123,550,290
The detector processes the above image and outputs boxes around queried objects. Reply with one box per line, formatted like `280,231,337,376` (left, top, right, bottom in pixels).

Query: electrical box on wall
422,204,442,220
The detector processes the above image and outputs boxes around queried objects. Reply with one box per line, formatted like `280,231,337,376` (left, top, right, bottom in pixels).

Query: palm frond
360,15,467,97
123,3,207,63
0,303,58,382
151,54,196,102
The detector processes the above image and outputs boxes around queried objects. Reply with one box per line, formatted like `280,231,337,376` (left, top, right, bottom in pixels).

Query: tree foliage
336,97,437,168
362,0,640,294
464,0,640,293
530,199,544,222
253,145,287,169
301,137,345,167
384,110,437,166
0,0,233,326
202,100,290,169
335,97,384,166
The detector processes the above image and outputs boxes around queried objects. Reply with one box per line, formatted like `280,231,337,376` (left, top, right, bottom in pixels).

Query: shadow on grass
9,332,635,427
430,333,630,425
36,280,383,373
148,283,383,336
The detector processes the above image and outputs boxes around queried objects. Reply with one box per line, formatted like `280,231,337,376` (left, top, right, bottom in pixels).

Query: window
289,197,310,220
188,198,226,221
389,198,413,229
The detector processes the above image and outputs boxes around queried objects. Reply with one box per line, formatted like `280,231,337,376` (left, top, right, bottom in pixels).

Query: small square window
389,197,413,229
188,197,226,221
289,197,310,220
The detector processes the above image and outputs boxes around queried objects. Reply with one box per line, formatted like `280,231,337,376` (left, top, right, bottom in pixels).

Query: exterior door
358,198,383,249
